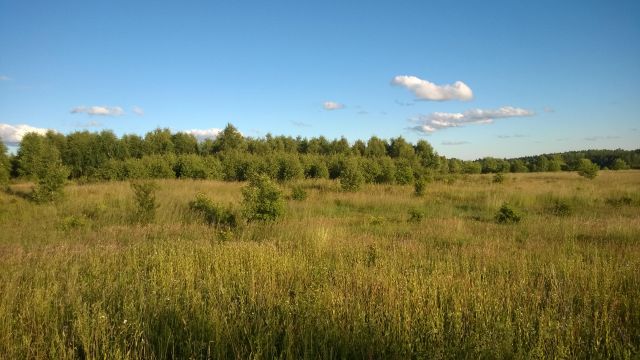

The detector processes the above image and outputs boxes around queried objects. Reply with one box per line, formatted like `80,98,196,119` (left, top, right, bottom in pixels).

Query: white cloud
185,128,222,141
0,123,49,145
132,106,144,116
391,75,473,101
0,75,10,81
70,106,125,116
323,101,345,110
409,106,534,134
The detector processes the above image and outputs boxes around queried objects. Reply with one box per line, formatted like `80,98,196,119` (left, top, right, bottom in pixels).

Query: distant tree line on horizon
0,124,637,186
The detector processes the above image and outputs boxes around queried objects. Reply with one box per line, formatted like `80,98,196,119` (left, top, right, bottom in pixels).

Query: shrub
32,161,69,203
414,178,426,196
340,159,364,192
290,185,308,201
131,181,158,223
549,199,572,217
276,155,304,182
0,139,10,187
577,158,599,179
493,173,505,183
408,208,425,223
58,215,88,231
189,193,240,229
242,174,285,221
605,196,633,207
611,158,630,170
495,203,521,224
394,160,414,185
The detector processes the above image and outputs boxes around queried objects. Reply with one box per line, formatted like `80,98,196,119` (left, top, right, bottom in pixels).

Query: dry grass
0,171,639,358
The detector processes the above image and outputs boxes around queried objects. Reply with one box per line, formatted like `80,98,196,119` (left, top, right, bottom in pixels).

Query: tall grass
0,171,639,358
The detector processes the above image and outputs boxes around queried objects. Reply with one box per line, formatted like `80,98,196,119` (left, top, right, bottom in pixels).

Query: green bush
131,181,158,223
577,158,599,179
276,155,304,182
32,160,69,203
408,208,425,223
189,193,240,229
495,203,521,224
548,199,572,217
493,173,505,183
242,174,285,221
0,139,10,187
340,159,364,192
290,185,308,201
414,178,426,196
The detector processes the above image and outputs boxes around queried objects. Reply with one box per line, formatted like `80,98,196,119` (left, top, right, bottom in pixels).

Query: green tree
172,132,198,155
340,159,364,192
388,137,415,159
131,181,158,223
145,128,175,155
577,158,599,179
242,174,285,221
365,136,388,157
31,142,69,203
611,158,630,170
214,124,246,153
0,139,10,186
275,154,304,182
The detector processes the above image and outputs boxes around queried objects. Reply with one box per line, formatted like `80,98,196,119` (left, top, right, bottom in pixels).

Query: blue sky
0,0,638,159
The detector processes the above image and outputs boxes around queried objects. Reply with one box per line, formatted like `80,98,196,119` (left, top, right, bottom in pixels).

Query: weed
495,203,521,224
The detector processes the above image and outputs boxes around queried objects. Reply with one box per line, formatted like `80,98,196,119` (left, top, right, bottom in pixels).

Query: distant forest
1,124,638,184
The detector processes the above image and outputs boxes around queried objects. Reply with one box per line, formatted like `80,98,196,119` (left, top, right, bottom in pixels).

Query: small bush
493,173,505,183
408,208,425,223
290,185,308,201
414,178,426,196
495,203,521,224
242,174,285,221
131,181,158,223
577,159,599,179
32,163,69,203
189,193,240,229
340,160,364,192
549,199,572,217
58,215,88,231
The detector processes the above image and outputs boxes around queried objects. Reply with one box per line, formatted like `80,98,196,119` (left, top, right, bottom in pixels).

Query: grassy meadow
0,171,639,359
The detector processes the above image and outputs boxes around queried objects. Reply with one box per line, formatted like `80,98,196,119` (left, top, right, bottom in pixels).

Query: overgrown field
1,171,639,359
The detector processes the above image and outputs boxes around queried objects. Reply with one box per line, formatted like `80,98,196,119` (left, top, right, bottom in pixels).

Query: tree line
0,124,637,187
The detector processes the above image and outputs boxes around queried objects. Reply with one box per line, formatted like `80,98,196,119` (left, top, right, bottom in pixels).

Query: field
0,171,639,359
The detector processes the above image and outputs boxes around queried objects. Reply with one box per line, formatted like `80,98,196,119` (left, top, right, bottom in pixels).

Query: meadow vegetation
0,171,639,358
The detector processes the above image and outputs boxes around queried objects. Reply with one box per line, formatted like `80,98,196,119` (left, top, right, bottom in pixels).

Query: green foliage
58,215,88,231
414,178,426,196
0,139,10,186
275,154,303,182
290,185,308,201
408,208,425,223
31,143,69,203
611,158,630,170
495,203,521,224
577,158,599,179
548,199,572,217
340,159,364,192
189,193,240,229
242,174,285,221
130,181,158,223
394,159,414,185
303,157,329,179
493,173,505,183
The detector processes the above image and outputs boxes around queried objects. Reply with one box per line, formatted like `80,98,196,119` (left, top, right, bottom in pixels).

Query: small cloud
441,140,470,146
357,110,369,115
408,106,534,134
391,75,473,101
0,123,50,145
70,106,125,116
132,106,144,116
292,121,311,127
323,101,345,110
0,75,10,81
543,107,555,113
185,128,222,141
